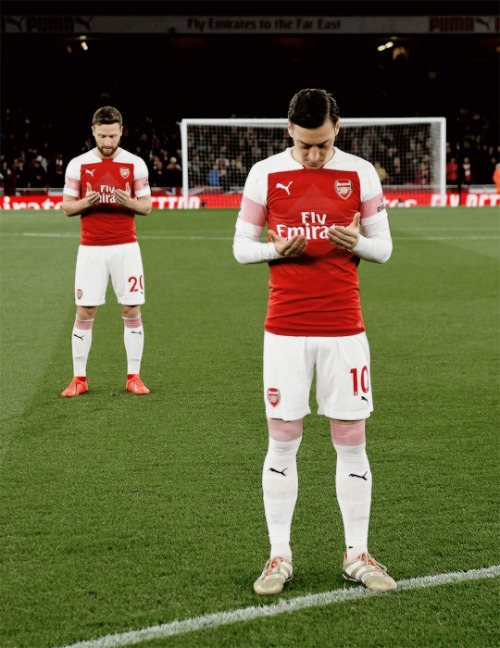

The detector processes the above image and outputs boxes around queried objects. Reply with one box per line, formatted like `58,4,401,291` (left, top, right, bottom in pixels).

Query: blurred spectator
374,161,388,184
26,158,48,190
150,158,167,188
164,157,182,194
47,153,65,187
462,157,472,185
388,156,402,186
188,155,203,187
1,163,17,195
207,166,221,187
446,157,459,184
414,161,430,185
494,163,500,193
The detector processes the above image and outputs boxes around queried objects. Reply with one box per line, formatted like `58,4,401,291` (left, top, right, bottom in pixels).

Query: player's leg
330,419,373,562
253,418,302,595
62,246,107,397
316,333,396,592
111,243,149,394
254,333,312,595
120,303,149,394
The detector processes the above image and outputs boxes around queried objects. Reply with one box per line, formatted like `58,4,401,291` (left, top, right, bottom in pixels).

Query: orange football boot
61,376,88,397
126,374,150,394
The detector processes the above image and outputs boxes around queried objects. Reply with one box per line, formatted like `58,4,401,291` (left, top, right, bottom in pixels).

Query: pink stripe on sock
123,316,142,328
75,318,94,330
330,420,366,446
267,418,303,441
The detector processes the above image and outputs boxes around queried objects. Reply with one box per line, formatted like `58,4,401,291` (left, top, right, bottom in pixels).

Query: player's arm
115,183,152,215
62,181,100,216
350,210,392,263
329,164,392,264
233,217,283,264
233,172,306,263
119,161,152,215
328,209,392,264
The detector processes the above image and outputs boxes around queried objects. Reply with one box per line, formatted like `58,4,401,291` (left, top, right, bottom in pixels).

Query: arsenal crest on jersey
267,387,281,407
120,167,130,179
76,289,83,300
335,179,353,200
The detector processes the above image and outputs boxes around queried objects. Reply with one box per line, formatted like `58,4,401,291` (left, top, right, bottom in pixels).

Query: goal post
180,116,446,208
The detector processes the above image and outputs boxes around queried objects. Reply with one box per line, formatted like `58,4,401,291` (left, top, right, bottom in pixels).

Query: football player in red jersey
234,89,397,595
61,106,152,397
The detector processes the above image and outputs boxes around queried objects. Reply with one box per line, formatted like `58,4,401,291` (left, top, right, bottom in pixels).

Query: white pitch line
54,565,500,648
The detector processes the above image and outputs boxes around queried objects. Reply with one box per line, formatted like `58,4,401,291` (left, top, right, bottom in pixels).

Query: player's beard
97,141,120,158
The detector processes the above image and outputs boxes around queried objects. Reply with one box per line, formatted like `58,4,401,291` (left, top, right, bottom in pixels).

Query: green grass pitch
0,206,499,648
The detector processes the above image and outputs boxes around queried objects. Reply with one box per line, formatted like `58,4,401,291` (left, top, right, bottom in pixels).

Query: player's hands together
328,212,360,251
85,182,100,208
269,230,307,257
115,182,132,208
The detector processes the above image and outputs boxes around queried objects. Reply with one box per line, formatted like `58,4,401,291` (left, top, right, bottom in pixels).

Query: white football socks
333,442,372,560
123,315,144,374
262,436,302,561
71,317,94,376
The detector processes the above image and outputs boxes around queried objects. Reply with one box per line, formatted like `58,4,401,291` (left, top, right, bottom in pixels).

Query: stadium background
1,0,499,197
1,3,499,648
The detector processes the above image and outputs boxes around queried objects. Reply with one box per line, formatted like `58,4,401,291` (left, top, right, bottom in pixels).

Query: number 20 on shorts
128,275,144,292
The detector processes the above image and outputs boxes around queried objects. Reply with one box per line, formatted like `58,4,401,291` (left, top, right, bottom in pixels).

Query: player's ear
287,121,293,138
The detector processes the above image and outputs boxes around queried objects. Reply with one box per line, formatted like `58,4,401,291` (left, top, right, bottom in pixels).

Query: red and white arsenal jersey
237,147,388,337
64,149,151,246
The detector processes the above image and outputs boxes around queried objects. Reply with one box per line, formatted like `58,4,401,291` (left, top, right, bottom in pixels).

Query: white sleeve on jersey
351,212,393,263
233,218,283,264
63,156,83,197
233,160,285,264
115,150,151,197
353,157,393,263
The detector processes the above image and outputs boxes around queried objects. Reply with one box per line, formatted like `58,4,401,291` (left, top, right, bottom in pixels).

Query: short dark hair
288,89,340,129
92,106,123,126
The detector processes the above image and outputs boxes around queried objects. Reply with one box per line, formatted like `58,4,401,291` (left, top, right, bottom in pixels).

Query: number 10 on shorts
350,366,369,395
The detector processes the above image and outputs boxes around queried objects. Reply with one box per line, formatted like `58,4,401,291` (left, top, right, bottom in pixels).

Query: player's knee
120,304,140,318
267,418,303,441
330,419,366,446
76,306,97,320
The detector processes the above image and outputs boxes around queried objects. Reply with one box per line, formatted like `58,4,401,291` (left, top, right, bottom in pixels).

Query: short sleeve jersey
64,149,151,246
238,147,387,337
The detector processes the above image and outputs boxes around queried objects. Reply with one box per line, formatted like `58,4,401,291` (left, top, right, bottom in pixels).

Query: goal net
180,117,446,208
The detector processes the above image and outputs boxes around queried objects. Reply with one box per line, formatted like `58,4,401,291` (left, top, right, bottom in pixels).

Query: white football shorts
263,331,374,421
74,242,145,306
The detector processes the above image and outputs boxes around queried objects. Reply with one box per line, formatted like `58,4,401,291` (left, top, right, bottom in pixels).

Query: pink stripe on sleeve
133,177,150,195
66,177,81,193
360,192,385,220
239,195,268,227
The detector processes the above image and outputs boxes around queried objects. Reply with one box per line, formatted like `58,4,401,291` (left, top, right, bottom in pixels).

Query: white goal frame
180,116,447,208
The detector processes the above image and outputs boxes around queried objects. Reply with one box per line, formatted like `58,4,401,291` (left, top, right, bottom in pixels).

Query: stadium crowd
1,102,499,195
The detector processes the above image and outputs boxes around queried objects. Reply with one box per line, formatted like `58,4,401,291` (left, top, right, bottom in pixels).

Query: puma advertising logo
276,181,293,195
349,472,369,481
73,333,85,341
84,169,95,176
269,467,287,477
361,396,368,402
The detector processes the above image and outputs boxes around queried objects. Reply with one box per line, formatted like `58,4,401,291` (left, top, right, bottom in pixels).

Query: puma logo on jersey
276,181,293,195
84,169,95,176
